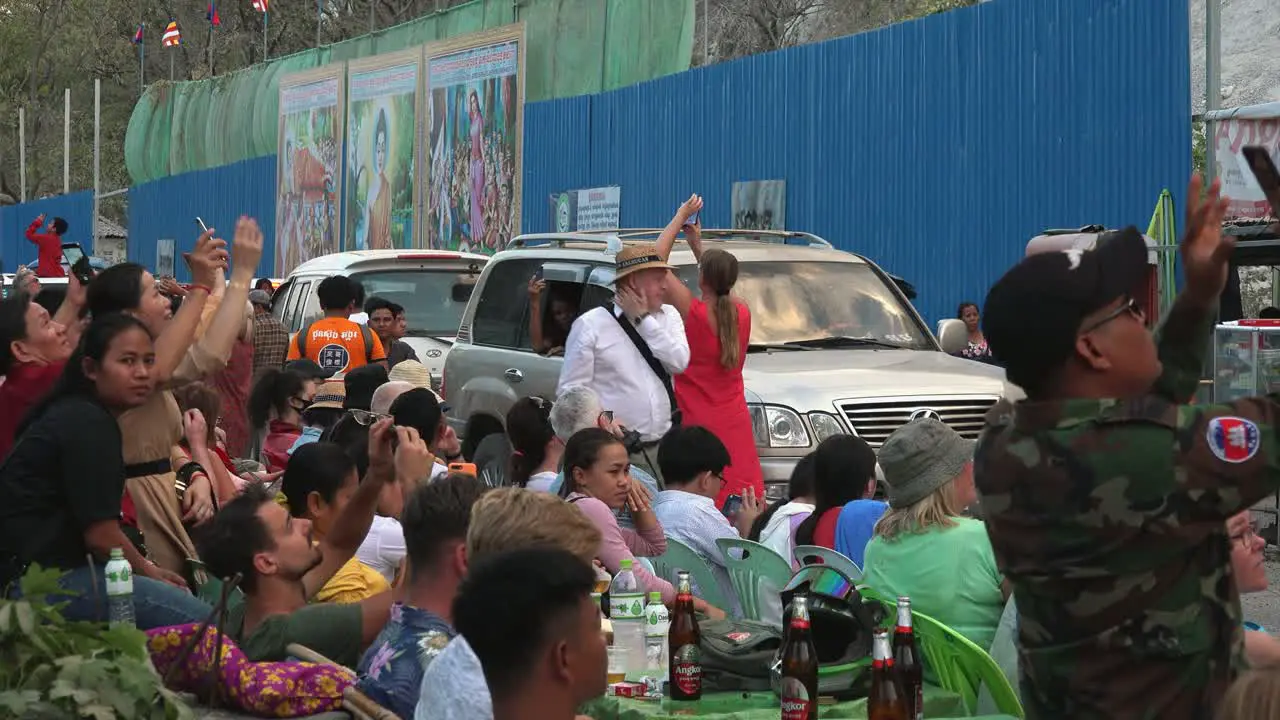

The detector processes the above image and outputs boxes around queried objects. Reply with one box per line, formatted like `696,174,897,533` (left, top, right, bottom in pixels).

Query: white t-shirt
525,471,558,493
355,515,406,582
349,311,369,325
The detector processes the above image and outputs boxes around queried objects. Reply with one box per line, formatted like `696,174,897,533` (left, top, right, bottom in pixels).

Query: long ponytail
701,249,741,370
506,396,554,488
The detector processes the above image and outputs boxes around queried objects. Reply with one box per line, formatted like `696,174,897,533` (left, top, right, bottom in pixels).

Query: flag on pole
252,0,268,12
162,20,182,46
131,23,144,45
207,1,222,26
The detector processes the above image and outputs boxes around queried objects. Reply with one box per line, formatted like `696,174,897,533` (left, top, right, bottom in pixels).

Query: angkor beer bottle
869,629,908,720
779,593,818,720
668,570,703,701
892,596,923,720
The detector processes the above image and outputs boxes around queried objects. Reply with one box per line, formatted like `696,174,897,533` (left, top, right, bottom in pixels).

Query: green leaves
0,565,192,720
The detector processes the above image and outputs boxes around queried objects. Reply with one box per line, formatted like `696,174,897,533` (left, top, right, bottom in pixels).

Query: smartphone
686,210,701,228
70,256,95,286
533,266,544,282
61,243,86,270
1243,146,1280,215
449,462,477,477
195,216,210,234
721,494,743,518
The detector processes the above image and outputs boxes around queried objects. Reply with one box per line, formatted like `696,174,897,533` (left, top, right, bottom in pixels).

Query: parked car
442,229,1016,500
272,249,488,385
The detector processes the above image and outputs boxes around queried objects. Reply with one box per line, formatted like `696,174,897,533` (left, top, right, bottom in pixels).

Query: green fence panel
125,0,694,183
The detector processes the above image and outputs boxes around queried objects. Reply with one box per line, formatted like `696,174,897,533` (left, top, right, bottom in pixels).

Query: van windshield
674,261,931,350
354,269,474,338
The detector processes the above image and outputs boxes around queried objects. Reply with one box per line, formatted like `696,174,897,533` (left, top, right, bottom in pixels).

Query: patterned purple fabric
146,623,354,716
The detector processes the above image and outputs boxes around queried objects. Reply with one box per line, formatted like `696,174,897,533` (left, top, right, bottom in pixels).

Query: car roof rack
506,228,833,250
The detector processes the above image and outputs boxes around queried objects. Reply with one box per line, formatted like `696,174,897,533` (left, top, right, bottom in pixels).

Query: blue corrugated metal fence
116,0,1190,322
522,0,1192,323
127,156,277,281
0,193,95,275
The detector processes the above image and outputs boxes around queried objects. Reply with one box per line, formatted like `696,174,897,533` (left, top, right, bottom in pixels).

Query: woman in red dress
656,195,764,506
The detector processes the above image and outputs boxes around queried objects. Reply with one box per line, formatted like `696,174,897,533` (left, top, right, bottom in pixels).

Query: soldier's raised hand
1180,175,1233,304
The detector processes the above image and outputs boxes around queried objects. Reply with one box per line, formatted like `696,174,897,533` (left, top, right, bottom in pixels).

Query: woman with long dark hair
87,217,262,575
793,435,878,550
506,396,560,491
0,313,210,627
656,194,762,507
250,367,319,473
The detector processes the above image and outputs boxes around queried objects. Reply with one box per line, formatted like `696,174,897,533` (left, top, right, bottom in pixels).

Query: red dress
674,298,763,507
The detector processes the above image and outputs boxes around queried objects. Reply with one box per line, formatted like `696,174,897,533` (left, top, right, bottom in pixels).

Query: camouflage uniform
976,290,1275,719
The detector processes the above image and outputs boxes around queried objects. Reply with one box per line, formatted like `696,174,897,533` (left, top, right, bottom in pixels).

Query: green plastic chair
715,538,792,624
649,538,730,611
792,544,864,582
861,587,1024,718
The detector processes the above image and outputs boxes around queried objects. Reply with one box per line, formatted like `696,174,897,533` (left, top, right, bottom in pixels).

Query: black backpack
695,617,784,692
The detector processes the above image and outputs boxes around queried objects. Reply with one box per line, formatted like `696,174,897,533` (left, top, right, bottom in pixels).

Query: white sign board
1212,114,1280,219
550,186,621,232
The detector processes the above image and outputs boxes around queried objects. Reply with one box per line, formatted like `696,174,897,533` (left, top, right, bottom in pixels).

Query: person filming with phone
25,214,68,278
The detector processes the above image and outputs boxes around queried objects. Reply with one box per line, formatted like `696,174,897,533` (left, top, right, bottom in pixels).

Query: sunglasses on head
782,565,858,603
348,409,390,426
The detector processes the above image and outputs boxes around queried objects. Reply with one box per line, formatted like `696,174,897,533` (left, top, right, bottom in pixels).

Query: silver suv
441,230,1015,499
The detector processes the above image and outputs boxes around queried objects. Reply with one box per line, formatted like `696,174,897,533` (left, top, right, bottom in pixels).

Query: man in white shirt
651,426,762,618
557,243,690,483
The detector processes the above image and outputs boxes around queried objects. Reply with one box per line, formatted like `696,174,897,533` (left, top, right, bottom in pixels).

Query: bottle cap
648,591,662,603
619,558,633,571
109,547,124,559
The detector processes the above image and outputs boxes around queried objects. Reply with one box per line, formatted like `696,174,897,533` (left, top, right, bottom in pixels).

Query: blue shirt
357,602,455,720
548,465,661,531
834,499,888,568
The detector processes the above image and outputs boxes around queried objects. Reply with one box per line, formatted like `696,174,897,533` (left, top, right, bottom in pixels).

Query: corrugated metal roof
520,0,1192,324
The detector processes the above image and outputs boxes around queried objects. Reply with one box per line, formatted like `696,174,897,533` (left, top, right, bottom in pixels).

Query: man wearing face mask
557,244,690,484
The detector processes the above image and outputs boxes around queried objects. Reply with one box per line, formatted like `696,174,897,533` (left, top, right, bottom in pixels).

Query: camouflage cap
982,226,1149,394
878,418,974,508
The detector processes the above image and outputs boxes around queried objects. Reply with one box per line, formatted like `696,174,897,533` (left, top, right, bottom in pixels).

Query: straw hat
613,243,676,283
388,360,446,405
308,379,347,411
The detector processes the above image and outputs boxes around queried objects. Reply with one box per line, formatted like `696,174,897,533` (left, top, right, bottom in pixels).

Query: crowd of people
3,175,1280,720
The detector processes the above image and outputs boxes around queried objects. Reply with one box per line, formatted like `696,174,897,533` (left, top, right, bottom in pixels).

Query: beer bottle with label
668,570,703,701
892,596,923,720
869,629,908,720
779,593,818,720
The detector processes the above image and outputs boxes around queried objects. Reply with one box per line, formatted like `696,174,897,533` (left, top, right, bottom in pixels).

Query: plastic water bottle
105,548,135,628
644,590,670,677
608,558,645,672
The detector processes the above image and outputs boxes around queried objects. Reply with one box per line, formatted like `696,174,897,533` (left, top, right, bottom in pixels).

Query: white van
272,249,488,385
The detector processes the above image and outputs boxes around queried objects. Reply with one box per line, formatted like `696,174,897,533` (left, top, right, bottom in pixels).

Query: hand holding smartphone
721,494,743,518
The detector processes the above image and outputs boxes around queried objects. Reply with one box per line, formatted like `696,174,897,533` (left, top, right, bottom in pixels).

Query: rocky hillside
1190,0,1280,114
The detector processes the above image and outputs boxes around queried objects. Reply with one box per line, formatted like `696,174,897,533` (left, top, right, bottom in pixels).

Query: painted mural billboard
345,50,421,250
424,24,525,253
275,65,344,275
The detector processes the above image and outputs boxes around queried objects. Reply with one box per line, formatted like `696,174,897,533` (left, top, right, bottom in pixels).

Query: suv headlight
749,404,809,448
808,412,845,444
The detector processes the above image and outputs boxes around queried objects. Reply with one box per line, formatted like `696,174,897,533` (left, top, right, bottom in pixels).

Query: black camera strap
607,307,682,428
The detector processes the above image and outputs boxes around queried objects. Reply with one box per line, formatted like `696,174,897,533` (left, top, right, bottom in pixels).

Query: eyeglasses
1080,297,1145,334
348,409,390,426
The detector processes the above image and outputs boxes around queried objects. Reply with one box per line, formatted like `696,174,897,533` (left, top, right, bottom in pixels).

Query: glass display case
1213,323,1280,403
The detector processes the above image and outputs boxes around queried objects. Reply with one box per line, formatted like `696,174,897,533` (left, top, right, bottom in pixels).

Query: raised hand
394,426,436,484
677,194,703,228
1180,175,1233,304
231,216,265,280
184,228,228,289
615,284,646,322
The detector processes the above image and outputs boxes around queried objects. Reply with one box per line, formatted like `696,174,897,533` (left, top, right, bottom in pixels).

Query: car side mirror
936,318,968,354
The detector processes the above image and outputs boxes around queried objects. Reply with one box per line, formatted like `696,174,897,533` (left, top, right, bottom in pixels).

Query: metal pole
170,52,175,82
368,0,374,34
209,28,214,76
316,0,321,48
93,78,101,255
140,38,145,93
1205,0,1221,183
18,108,26,203
63,89,70,194
263,11,268,60
703,0,709,66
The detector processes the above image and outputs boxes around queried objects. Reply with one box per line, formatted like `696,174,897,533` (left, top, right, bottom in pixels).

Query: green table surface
582,683,1016,719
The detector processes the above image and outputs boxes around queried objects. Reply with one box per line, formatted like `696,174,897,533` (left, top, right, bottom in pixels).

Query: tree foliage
0,565,191,719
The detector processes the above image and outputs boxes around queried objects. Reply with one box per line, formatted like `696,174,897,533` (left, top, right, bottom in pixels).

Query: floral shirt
357,602,455,719
958,339,995,363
